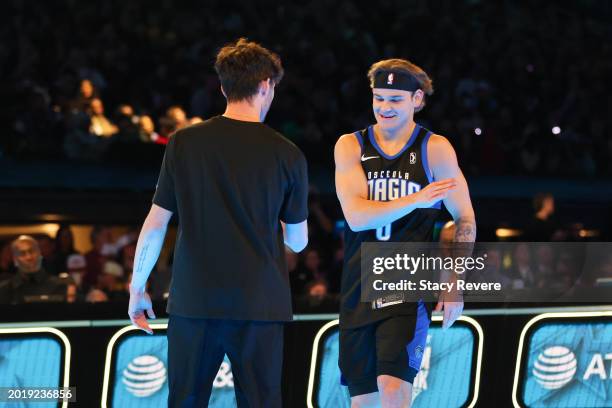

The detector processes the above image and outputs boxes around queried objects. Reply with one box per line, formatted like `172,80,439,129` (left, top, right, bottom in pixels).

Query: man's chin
376,119,403,131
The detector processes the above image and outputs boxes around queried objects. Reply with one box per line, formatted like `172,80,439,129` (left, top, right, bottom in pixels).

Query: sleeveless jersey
340,123,440,328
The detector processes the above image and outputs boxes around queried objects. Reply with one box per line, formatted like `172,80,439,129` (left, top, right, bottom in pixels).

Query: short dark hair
214,38,284,102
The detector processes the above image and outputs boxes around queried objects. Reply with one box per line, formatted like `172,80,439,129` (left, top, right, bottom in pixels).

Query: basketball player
128,39,309,407
335,58,476,407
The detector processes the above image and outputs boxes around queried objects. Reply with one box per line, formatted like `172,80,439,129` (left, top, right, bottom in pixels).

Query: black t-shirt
153,116,308,321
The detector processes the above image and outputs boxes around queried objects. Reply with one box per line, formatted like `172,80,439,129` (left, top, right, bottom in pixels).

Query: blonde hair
367,58,434,111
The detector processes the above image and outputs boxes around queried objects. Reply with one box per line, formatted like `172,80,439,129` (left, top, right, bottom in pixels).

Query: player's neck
374,120,416,144
223,101,262,123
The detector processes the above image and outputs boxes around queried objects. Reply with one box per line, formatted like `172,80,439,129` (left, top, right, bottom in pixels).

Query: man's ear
413,89,425,105
220,85,227,98
413,89,426,112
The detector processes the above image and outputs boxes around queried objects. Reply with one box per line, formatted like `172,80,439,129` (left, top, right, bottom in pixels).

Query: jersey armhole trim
422,131,442,210
353,131,364,152
421,131,434,183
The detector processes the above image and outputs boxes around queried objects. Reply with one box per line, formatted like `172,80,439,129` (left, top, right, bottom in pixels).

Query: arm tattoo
454,218,476,243
135,244,149,275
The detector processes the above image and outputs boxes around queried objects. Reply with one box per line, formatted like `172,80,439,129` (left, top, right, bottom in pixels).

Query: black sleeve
280,149,309,223
152,138,178,212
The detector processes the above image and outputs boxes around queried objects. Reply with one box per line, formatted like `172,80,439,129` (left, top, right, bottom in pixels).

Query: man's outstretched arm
334,133,456,232
128,203,173,334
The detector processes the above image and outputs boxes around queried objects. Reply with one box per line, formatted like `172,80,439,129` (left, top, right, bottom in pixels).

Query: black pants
167,314,284,408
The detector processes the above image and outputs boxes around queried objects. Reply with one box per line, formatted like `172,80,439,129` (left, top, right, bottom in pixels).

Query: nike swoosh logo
361,154,379,162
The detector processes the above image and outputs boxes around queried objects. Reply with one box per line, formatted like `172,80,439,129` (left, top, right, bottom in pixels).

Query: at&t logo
533,346,577,390
533,345,612,391
122,355,167,397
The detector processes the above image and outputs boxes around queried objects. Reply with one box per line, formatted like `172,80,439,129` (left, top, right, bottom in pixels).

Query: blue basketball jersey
340,123,440,328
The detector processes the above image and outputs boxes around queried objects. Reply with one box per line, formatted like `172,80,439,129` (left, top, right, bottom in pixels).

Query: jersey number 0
376,223,392,241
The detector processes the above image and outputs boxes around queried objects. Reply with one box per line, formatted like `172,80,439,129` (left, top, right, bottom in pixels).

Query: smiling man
334,58,476,407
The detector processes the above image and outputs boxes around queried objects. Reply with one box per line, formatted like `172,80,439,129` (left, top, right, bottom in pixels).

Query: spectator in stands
84,226,109,288
481,248,508,283
87,98,118,137
188,116,204,125
301,248,329,291
156,106,184,143
553,252,578,291
85,288,109,302
66,253,87,290
155,116,174,144
306,279,329,301
117,104,134,117
506,243,536,289
0,235,71,304
72,78,97,112
95,260,128,301
0,242,15,275
4,1,610,179
54,224,79,274
524,193,561,241
101,229,138,258
113,104,140,142
166,105,188,130
534,245,556,288
63,109,110,161
37,235,58,275
138,115,159,142
120,242,136,276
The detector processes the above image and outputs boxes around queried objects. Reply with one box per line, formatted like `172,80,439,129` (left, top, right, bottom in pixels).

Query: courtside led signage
513,311,612,408
102,325,235,407
307,316,483,408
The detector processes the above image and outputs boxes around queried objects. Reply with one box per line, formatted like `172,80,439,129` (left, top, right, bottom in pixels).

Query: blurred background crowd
1,0,611,306
2,0,611,176
2,192,612,305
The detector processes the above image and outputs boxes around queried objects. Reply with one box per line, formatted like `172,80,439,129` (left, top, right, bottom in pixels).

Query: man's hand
128,285,156,334
413,178,457,208
434,292,464,329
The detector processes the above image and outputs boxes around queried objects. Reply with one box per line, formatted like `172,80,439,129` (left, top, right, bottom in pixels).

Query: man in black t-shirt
128,38,309,408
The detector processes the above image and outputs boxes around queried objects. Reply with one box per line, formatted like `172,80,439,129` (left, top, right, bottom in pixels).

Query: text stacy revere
372,279,502,293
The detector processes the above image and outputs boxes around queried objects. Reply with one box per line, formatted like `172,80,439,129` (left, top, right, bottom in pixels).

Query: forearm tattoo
135,243,149,275
454,218,476,243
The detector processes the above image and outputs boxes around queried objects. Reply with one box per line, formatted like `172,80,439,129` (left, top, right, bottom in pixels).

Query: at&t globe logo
533,346,577,390
122,355,167,397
